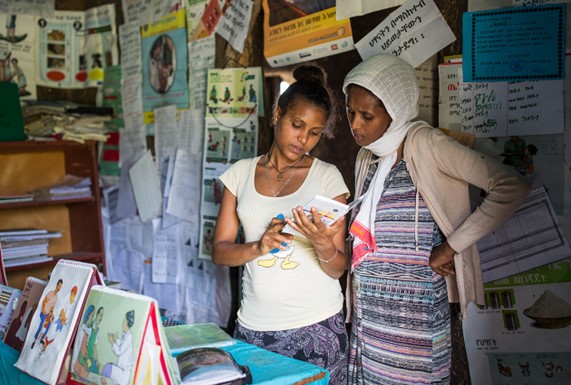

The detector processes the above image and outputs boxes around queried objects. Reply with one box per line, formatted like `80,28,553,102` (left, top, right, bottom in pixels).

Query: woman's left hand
429,241,456,277
286,206,344,247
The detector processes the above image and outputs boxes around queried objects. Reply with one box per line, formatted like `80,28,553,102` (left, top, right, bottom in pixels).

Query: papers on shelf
30,174,93,200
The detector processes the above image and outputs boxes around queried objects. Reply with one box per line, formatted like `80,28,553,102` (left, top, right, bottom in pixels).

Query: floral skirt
234,310,348,385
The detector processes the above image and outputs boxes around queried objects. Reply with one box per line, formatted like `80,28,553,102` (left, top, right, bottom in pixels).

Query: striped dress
348,161,451,385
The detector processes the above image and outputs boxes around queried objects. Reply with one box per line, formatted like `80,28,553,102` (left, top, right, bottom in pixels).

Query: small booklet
281,195,352,237
177,347,251,385
164,322,236,356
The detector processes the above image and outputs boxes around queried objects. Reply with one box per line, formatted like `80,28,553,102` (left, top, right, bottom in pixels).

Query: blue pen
270,214,287,253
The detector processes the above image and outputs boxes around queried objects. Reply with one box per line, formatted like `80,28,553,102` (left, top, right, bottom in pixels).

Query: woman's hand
257,215,293,255
286,206,344,248
429,241,456,277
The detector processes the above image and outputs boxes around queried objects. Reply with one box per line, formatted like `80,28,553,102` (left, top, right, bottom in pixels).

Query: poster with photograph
262,0,354,67
463,259,571,385
141,9,189,123
198,116,259,259
0,13,37,99
36,10,86,88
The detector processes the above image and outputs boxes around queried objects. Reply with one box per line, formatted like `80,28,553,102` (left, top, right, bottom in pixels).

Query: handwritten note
354,0,456,68
119,23,142,79
215,0,252,54
462,4,566,82
458,67,564,137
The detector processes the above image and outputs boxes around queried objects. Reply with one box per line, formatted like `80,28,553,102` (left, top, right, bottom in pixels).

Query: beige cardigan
401,124,531,317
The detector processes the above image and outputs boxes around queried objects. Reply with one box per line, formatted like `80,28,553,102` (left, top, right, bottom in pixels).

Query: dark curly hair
272,64,337,138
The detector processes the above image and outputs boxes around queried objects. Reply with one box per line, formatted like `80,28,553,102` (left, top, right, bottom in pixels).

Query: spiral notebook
14,260,103,385
66,285,179,385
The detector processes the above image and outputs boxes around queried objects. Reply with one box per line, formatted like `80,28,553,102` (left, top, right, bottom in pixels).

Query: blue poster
141,10,189,124
462,4,566,82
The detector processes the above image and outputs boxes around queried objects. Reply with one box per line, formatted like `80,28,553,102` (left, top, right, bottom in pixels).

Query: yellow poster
262,0,354,67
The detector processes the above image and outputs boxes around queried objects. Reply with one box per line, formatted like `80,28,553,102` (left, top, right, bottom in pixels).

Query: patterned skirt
348,161,451,384
234,310,348,385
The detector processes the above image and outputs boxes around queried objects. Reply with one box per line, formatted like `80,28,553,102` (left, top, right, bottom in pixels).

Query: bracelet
317,249,338,263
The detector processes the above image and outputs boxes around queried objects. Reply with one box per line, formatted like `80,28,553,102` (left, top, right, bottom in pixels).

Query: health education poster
36,10,86,88
462,4,566,82
84,3,118,87
262,0,354,67
198,67,262,260
141,9,189,124
0,13,37,99
205,66,263,119
463,259,571,385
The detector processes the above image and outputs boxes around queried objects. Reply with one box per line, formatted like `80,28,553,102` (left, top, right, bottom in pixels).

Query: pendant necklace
266,152,306,181
265,156,296,197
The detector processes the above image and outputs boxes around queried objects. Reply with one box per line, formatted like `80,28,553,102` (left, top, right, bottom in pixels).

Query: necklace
266,152,306,181
264,159,296,197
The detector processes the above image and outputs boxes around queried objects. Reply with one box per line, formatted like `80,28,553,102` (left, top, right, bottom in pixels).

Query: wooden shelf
0,140,105,289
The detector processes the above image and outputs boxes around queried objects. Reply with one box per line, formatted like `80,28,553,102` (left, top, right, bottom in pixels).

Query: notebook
66,285,180,385
15,260,103,385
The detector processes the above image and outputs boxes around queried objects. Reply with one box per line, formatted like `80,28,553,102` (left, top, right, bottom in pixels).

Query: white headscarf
343,54,421,270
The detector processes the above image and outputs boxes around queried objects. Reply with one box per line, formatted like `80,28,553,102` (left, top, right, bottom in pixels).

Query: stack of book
0,229,61,267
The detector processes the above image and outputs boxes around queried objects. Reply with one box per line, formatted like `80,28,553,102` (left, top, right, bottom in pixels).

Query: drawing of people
203,229,213,254
2,14,27,43
54,285,78,332
248,83,256,103
209,85,218,103
0,50,12,81
32,278,62,349
72,304,95,380
101,310,135,385
39,285,77,351
11,57,28,95
5,300,29,350
222,86,231,103
5,14,16,40
36,306,55,352
86,306,104,374
213,178,222,205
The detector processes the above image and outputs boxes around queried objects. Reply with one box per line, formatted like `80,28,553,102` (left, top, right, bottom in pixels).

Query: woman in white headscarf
343,54,530,384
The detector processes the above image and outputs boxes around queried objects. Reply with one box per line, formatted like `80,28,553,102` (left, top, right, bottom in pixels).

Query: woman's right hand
257,215,293,256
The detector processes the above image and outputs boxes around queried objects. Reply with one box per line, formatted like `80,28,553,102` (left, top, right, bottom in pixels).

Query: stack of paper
0,229,60,267
31,174,92,200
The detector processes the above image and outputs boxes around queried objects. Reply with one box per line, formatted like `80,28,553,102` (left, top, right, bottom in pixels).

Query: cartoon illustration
5,300,32,351
1,14,28,43
85,306,104,373
248,83,256,103
31,278,63,349
101,310,135,385
72,304,95,380
11,57,29,96
257,245,299,269
209,85,218,103
0,49,12,81
496,358,512,377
